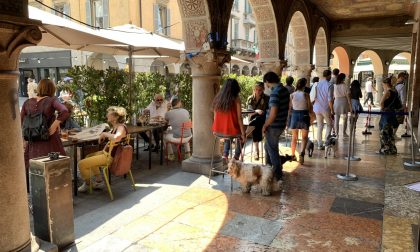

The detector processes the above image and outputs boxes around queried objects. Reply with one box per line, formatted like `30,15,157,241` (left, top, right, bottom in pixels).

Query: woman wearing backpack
77,106,127,193
21,79,69,192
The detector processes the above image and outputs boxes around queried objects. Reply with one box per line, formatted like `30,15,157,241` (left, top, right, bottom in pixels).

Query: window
53,1,70,18
245,26,250,42
244,0,252,14
154,4,171,36
233,19,239,40
233,0,239,12
86,0,109,28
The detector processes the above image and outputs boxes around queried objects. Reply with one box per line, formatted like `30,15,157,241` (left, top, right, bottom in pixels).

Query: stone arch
150,60,166,75
242,65,250,76
248,0,279,62
331,46,350,75
357,50,384,75
231,64,240,75
251,66,259,76
313,27,328,67
87,53,118,70
285,11,310,67
389,52,410,75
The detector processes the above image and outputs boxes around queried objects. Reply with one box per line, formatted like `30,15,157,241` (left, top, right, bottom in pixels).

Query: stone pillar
375,74,384,103
259,60,287,76
314,66,329,78
0,4,42,251
182,52,226,175
294,64,313,82
412,28,420,126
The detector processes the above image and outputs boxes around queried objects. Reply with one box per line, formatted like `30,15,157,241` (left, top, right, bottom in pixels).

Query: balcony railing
243,13,255,26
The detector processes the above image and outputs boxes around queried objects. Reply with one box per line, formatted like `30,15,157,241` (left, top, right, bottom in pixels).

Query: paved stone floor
62,114,420,252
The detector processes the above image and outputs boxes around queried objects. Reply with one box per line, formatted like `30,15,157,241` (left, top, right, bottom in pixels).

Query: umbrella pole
128,46,133,119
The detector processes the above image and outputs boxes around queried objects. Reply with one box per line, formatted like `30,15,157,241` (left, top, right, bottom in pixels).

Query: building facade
21,0,183,96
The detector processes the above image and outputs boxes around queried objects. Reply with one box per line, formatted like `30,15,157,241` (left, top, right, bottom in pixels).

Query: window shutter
86,0,92,25
153,4,159,33
103,0,109,28
166,8,171,36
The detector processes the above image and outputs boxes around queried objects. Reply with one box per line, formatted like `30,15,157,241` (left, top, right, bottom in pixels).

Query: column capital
0,21,41,70
258,59,286,76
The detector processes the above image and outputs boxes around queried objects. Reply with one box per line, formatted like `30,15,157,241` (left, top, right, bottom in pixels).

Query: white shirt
365,81,373,93
146,100,168,118
395,82,406,106
27,81,37,98
291,91,308,110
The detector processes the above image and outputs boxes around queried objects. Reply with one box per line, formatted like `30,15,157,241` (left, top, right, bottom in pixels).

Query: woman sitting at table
60,101,81,132
246,81,269,160
77,106,127,193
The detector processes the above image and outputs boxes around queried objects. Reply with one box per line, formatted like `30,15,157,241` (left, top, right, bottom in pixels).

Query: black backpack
22,98,51,142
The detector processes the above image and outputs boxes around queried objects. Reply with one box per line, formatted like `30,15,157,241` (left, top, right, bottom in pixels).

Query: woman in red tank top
212,79,246,159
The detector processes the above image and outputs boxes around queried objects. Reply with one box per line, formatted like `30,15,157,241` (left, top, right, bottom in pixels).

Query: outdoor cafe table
62,124,165,196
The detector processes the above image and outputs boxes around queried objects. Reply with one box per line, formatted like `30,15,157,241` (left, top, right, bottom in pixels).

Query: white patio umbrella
28,6,121,49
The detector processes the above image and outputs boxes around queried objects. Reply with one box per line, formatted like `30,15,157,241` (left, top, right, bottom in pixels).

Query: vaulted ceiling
307,0,415,52
308,0,413,21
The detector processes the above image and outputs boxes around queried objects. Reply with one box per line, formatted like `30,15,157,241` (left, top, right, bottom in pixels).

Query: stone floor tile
330,197,384,220
176,187,226,204
220,213,282,246
112,215,169,243
80,235,132,252
382,214,416,251
204,235,279,252
224,193,276,218
174,204,235,233
146,198,198,222
137,221,215,251
384,185,420,219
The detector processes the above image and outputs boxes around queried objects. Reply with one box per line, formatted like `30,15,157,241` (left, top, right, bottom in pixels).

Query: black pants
364,92,374,105
140,128,162,146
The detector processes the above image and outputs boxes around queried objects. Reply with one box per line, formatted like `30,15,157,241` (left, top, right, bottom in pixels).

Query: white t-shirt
146,100,168,118
365,81,373,93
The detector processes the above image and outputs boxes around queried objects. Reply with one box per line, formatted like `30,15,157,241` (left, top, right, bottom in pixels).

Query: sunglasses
156,99,163,102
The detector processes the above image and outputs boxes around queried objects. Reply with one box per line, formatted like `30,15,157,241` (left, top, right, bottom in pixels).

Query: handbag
109,143,133,176
305,93,316,124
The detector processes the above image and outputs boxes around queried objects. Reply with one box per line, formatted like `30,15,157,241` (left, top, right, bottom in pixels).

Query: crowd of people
21,68,407,193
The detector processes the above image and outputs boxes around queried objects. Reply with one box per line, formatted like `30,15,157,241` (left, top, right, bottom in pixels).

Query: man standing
363,77,376,106
330,68,340,85
285,76,295,94
262,72,290,182
313,69,334,149
140,93,168,151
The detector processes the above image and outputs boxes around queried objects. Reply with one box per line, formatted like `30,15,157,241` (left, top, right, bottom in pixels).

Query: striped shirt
267,84,290,129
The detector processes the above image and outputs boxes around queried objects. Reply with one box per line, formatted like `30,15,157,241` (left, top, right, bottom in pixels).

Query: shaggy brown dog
227,159,281,196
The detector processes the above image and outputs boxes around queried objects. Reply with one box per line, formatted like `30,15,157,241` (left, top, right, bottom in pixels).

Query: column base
182,156,223,175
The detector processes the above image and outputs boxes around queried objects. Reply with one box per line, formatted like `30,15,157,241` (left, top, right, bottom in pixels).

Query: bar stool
208,133,242,191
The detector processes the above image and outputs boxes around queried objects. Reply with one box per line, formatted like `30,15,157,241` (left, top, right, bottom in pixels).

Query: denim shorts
288,110,310,130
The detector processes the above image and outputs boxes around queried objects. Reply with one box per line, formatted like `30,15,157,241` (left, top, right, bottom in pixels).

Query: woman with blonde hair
77,106,128,192
21,79,69,192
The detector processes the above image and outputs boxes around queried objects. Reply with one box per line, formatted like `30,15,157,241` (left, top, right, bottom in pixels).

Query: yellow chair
89,134,136,200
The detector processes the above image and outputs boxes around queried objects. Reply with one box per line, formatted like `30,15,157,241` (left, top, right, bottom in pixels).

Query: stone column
412,29,420,126
0,5,42,251
182,51,226,175
375,74,384,103
259,60,287,76
314,66,329,78
294,64,313,82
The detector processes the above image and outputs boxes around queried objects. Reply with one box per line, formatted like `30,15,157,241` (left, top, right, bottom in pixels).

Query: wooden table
62,124,165,196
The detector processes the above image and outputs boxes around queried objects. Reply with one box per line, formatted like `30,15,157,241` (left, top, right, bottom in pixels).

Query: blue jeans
223,139,241,159
264,127,284,180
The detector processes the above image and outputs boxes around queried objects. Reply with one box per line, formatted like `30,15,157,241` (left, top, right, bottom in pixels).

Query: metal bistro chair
165,120,193,163
208,133,243,191
88,134,136,200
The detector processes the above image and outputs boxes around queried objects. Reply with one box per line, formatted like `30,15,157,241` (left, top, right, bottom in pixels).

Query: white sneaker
93,181,105,190
78,182,89,193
